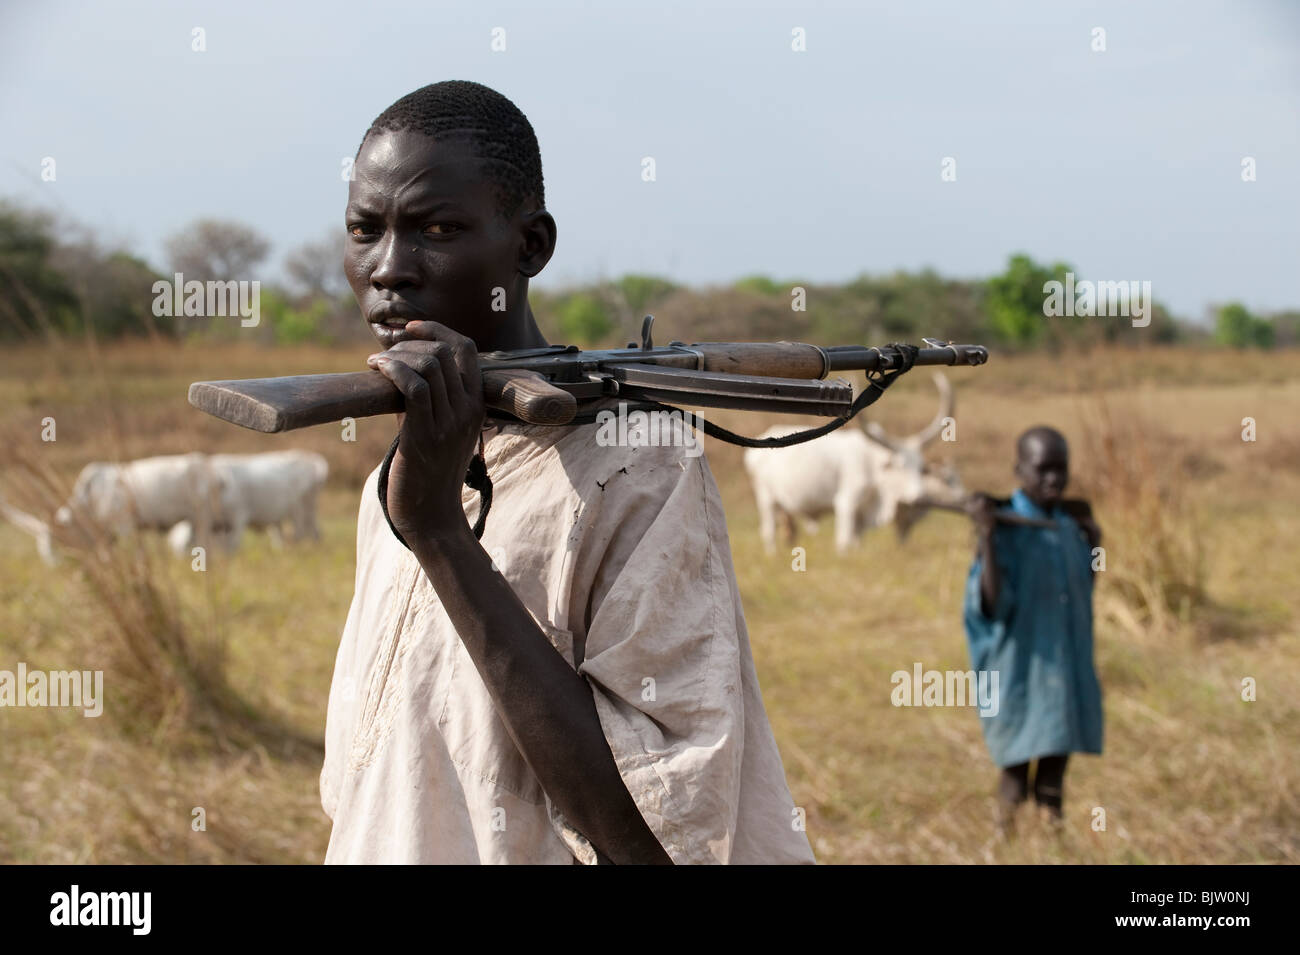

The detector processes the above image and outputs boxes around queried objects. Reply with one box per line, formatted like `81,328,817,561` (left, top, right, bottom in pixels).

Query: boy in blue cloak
964,426,1104,833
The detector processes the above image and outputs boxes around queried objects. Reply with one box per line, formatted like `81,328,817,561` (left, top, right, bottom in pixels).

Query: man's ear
518,208,557,278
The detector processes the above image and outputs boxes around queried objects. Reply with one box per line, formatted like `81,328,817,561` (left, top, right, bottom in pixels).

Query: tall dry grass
1,435,320,756
0,343,328,862
1074,397,1212,640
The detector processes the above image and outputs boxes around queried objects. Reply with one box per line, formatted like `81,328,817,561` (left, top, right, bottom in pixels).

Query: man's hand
367,320,485,541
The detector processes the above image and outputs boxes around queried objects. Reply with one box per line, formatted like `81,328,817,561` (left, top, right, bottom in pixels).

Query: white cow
743,373,965,554
203,450,329,551
55,452,221,545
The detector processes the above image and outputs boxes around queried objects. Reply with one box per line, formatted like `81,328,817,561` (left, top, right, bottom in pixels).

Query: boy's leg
1032,754,1069,820
997,762,1030,834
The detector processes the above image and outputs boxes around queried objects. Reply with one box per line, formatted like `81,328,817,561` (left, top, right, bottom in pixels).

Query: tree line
1,200,1294,350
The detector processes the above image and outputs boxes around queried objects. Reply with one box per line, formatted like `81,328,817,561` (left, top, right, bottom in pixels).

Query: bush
269,293,331,346
1214,302,1274,349
733,275,784,296
983,253,1071,347
613,274,678,316
557,293,614,345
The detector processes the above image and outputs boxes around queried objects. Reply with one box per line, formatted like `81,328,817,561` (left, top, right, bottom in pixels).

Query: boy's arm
971,494,1000,616
1070,501,1103,550
370,323,671,865
1061,499,1103,575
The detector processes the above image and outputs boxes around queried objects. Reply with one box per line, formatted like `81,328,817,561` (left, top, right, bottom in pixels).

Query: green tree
261,288,332,345
557,293,613,345
0,202,79,340
984,253,1071,346
1214,302,1274,349
0,202,170,341
733,275,782,296
614,274,678,316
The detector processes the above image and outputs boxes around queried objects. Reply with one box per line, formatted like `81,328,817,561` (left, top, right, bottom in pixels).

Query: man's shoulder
526,404,709,487
586,402,708,470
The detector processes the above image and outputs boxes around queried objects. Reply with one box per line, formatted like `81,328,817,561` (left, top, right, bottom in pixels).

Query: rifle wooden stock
188,369,577,433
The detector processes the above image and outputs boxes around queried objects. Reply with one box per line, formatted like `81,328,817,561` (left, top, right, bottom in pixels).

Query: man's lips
368,308,424,347
368,303,425,328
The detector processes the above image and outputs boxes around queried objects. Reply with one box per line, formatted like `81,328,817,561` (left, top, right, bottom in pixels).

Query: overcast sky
2,0,1297,323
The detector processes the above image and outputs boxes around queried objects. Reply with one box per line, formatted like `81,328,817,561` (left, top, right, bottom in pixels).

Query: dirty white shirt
320,407,815,865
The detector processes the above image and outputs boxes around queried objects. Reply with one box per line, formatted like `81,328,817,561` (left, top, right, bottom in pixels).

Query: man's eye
348,224,376,237
424,223,461,235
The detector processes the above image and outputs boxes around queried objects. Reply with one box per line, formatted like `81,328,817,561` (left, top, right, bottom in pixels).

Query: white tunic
320,407,816,864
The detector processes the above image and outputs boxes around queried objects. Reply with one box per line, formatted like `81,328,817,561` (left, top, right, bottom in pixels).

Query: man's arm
411,523,669,864
370,322,671,865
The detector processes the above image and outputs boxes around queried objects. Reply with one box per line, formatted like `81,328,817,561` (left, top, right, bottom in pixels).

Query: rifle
188,318,988,433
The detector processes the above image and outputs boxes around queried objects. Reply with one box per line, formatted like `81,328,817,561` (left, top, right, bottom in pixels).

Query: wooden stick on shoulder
925,499,1056,529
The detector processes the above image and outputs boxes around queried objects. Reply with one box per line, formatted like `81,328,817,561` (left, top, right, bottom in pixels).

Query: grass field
1,340,1297,863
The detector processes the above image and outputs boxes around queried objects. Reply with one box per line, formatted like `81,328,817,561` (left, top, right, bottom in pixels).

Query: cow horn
912,372,955,447
0,492,57,566
864,420,902,452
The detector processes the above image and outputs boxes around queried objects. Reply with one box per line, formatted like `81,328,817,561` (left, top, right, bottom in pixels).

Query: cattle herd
0,450,328,564
1,377,965,564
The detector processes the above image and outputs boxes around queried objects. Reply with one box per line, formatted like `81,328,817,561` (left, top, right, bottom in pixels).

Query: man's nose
370,233,420,291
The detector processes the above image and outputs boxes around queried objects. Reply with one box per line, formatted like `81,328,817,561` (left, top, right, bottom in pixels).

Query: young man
319,81,815,864
964,426,1104,833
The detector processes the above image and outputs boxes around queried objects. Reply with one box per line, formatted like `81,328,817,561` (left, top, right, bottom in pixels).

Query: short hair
359,80,545,220
1017,425,1068,462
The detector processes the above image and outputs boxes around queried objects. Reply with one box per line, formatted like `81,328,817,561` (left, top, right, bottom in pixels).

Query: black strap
377,433,493,550
691,342,918,449
590,342,919,450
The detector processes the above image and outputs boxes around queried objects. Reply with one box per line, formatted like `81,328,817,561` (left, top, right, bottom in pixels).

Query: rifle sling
378,433,494,550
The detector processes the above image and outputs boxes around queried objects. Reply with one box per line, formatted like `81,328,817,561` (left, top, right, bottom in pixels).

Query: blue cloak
963,489,1104,767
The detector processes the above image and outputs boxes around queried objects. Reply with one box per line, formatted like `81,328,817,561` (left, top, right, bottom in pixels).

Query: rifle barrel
824,343,988,372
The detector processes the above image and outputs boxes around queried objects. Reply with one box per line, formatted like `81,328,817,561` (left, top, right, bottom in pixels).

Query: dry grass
0,340,1297,863
1074,397,1213,639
